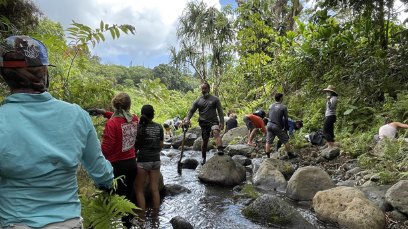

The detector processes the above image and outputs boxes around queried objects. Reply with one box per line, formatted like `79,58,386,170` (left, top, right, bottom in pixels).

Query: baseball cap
0,35,53,67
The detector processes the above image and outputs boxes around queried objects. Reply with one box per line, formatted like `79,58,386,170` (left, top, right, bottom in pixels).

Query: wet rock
222,126,248,146
198,155,246,186
232,155,251,166
163,142,172,149
224,144,255,157
193,137,214,151
144,172,165,198
251,158,264,174
313,186,386,229
359,185,392,212
321,147,340,160
170,216,194,229
181,158,199,170
232,184,260,206
286,166,335,201
164,184,191,196
386,180,408,215
242,194,314,228
389,210,408,222
171,133,198,149
253,168,286,191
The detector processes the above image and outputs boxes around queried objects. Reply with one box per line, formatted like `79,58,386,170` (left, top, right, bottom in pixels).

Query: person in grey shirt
322,85,338,148
265,93,296,158
185,82,224,165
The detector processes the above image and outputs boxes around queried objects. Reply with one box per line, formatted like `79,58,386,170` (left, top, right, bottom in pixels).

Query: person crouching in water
134,105,163,220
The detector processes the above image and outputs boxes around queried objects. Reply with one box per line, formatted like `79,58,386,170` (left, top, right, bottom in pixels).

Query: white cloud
35,0,222,67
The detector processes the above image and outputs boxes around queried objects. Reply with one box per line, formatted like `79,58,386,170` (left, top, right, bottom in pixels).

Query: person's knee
213,130,220,137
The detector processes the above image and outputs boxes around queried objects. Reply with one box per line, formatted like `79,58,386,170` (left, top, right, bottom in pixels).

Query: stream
140,148,344,229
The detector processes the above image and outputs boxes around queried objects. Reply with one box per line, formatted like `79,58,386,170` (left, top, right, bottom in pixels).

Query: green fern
80,177,140,229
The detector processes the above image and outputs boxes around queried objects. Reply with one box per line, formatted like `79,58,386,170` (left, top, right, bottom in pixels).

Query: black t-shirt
225,119,238,132
135,122,164,162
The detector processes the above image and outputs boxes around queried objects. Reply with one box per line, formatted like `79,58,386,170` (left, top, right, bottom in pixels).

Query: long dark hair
139,104,154,127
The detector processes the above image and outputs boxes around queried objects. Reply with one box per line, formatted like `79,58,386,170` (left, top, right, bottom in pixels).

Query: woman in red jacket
100,92,138,228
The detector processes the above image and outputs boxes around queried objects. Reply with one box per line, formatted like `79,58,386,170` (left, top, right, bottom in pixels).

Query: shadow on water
140,148,345,229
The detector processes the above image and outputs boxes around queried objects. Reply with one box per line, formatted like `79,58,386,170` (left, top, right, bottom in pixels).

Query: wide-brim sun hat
322,85,337,94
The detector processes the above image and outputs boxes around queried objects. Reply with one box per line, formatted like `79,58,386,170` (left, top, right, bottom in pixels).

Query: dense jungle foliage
2,0,408,226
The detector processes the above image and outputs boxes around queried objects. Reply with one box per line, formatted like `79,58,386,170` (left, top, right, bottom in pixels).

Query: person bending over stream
184,82,224,165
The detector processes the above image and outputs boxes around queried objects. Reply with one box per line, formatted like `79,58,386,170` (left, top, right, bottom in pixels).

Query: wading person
184,82,224,165
0,35,113,228
100,92,138,228
134,105,163,221
322,85,338,148
243,111,267,146
265,93,296,158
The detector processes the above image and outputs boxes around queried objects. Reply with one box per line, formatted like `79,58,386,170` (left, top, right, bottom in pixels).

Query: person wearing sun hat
322,85,338,148
0,35,114,228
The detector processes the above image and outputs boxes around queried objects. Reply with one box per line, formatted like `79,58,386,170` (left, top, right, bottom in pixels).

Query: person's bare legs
285,142,291,153
213,129,222,147
135,168,148,212
328,142,334,148
148,169,161,209
247,129,257,146
201,137,209,165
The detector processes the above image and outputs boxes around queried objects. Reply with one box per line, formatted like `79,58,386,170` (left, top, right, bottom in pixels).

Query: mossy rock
242,194,314,228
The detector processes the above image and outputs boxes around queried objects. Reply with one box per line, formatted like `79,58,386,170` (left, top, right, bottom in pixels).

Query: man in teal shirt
0,36,114,228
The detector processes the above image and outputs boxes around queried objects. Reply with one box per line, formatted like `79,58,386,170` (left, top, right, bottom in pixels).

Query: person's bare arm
394,122,408,129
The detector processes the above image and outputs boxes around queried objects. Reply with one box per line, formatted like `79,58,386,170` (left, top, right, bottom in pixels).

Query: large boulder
313,186,386,229
242,194,314,229
359,185,392,212
187,126,202,136
193,137,214,151
232,155,251,166
257,158,295,179
251,158,264,174
222,126,248,146
321,147,340,160
171,133,198,149
170,216,194,229
224,144,255,158
286,166,335,201
385,180,408,215
253,168,286,191
198,155,246,186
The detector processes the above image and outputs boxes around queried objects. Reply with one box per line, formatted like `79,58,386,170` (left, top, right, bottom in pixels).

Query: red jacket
101,111,138,163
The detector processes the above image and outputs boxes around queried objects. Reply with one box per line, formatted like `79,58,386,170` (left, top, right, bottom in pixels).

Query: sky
35,0,238,68
35,0,406,68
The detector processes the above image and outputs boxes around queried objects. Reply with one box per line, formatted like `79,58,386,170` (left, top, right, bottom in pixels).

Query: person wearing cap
322,85,338,148
265,93,296,158
243,113,268,146
0,36,113,228
184,82,224,165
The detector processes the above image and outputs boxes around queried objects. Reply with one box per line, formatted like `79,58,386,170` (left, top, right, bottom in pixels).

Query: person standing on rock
265,93,296,158
184,82,224,165
322,85,338,148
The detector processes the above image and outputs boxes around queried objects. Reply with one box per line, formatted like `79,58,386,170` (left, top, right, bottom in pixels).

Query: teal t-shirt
136,122,164,162
0,92,114,227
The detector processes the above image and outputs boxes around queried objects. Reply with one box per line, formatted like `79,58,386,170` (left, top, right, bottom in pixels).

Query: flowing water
140,148,343,229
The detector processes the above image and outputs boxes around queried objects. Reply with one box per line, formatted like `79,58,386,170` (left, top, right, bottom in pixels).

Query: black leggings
111,158,138,228
323,115,336,142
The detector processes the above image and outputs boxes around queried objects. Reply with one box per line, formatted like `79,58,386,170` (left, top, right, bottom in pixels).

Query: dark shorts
163,123,169,128
266,123,289,144
243,115,256,132
199,121,220,139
